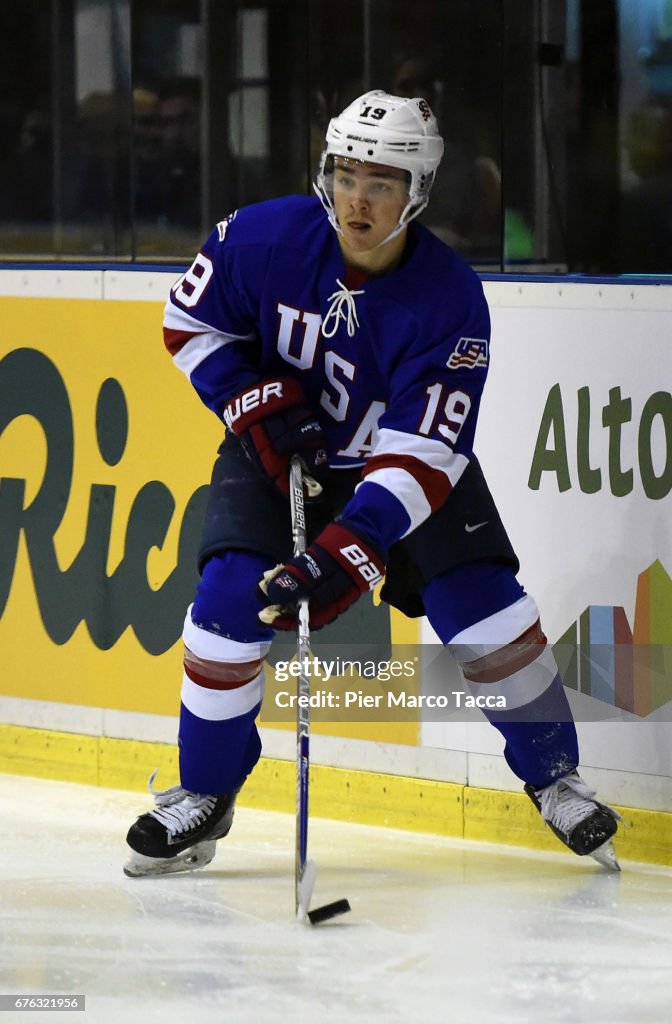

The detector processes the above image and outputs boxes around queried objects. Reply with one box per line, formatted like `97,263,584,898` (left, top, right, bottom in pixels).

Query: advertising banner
2,277,672,800
438,282,672,785
0,291,415,746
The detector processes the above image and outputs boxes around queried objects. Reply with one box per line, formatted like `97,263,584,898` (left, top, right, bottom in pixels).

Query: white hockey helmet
314,89,444,242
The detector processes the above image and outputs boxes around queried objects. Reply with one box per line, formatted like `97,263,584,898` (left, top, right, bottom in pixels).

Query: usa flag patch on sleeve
446,337,489,369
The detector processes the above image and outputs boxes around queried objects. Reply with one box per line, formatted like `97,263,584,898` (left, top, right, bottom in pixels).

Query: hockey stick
289,455,351,926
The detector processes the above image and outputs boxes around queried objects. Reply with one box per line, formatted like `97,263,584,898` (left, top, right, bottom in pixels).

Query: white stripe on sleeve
374,427,470,487
356,468,431,535
164,304,255,378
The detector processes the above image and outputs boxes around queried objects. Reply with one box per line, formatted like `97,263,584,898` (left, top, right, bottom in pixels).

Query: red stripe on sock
462,620,547,685
183,652,262,691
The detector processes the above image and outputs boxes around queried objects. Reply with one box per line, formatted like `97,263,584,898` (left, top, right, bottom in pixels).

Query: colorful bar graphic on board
553,561,672,717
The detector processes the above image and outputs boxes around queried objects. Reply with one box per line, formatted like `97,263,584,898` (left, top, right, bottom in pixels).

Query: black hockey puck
307,898,351,925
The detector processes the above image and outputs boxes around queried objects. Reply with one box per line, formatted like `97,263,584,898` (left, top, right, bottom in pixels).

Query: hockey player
125,90,620,878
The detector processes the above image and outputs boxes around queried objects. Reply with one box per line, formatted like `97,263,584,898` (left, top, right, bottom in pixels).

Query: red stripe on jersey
361,452,452,512
163,326,201,355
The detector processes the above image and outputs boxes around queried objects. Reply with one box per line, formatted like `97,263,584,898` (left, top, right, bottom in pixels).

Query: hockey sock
481,672,579,790
177,551,275,795
422,561,579,791
178,699,262,795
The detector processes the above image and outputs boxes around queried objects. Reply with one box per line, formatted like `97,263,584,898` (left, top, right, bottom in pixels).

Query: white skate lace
538,771,620,833
322,279,364,338
146,770,217,838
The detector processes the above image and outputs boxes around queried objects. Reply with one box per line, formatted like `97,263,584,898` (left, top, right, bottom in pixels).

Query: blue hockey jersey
163,195,491,555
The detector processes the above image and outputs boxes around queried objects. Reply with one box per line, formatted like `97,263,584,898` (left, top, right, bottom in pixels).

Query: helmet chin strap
312,180,427,251
374,196,426,248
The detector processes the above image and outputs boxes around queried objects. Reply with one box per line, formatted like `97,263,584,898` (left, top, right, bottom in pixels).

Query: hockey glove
257,521,385,630
223,377,327,497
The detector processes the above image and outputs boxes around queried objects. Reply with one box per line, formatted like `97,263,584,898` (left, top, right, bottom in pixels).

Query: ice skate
124,771,238,878
525,770,621,871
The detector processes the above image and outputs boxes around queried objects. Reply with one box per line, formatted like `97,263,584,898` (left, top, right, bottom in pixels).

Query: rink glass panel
0,1,670,274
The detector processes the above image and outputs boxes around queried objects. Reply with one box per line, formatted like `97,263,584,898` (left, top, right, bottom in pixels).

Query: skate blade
124,840,217,878
590,839,621,872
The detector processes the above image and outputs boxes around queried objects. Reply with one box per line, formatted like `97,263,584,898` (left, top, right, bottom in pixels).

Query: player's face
332,159,408,253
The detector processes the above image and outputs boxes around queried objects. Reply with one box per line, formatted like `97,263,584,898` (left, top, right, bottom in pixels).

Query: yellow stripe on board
0,724,670,867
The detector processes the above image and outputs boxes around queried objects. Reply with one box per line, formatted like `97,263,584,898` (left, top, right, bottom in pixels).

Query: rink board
0,268,671,853
0,721,669,866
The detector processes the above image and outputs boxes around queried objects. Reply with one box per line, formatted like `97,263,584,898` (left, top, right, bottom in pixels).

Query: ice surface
1,774,671,1023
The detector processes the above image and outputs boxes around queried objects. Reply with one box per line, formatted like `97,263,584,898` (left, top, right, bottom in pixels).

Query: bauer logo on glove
257,521,385,630
223,376,329,498
223,380,285,426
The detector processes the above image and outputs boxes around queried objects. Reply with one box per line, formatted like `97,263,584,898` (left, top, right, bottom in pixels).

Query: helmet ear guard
314,89,444,243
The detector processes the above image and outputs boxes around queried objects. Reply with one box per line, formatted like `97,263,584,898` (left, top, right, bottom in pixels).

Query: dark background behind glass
0,0,670,275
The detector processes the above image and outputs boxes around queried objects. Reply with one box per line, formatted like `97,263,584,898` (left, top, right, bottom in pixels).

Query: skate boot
124,771,239,878
525,770,622,871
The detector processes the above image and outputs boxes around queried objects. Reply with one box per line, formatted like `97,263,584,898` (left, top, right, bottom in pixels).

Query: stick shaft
289,457,311,915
